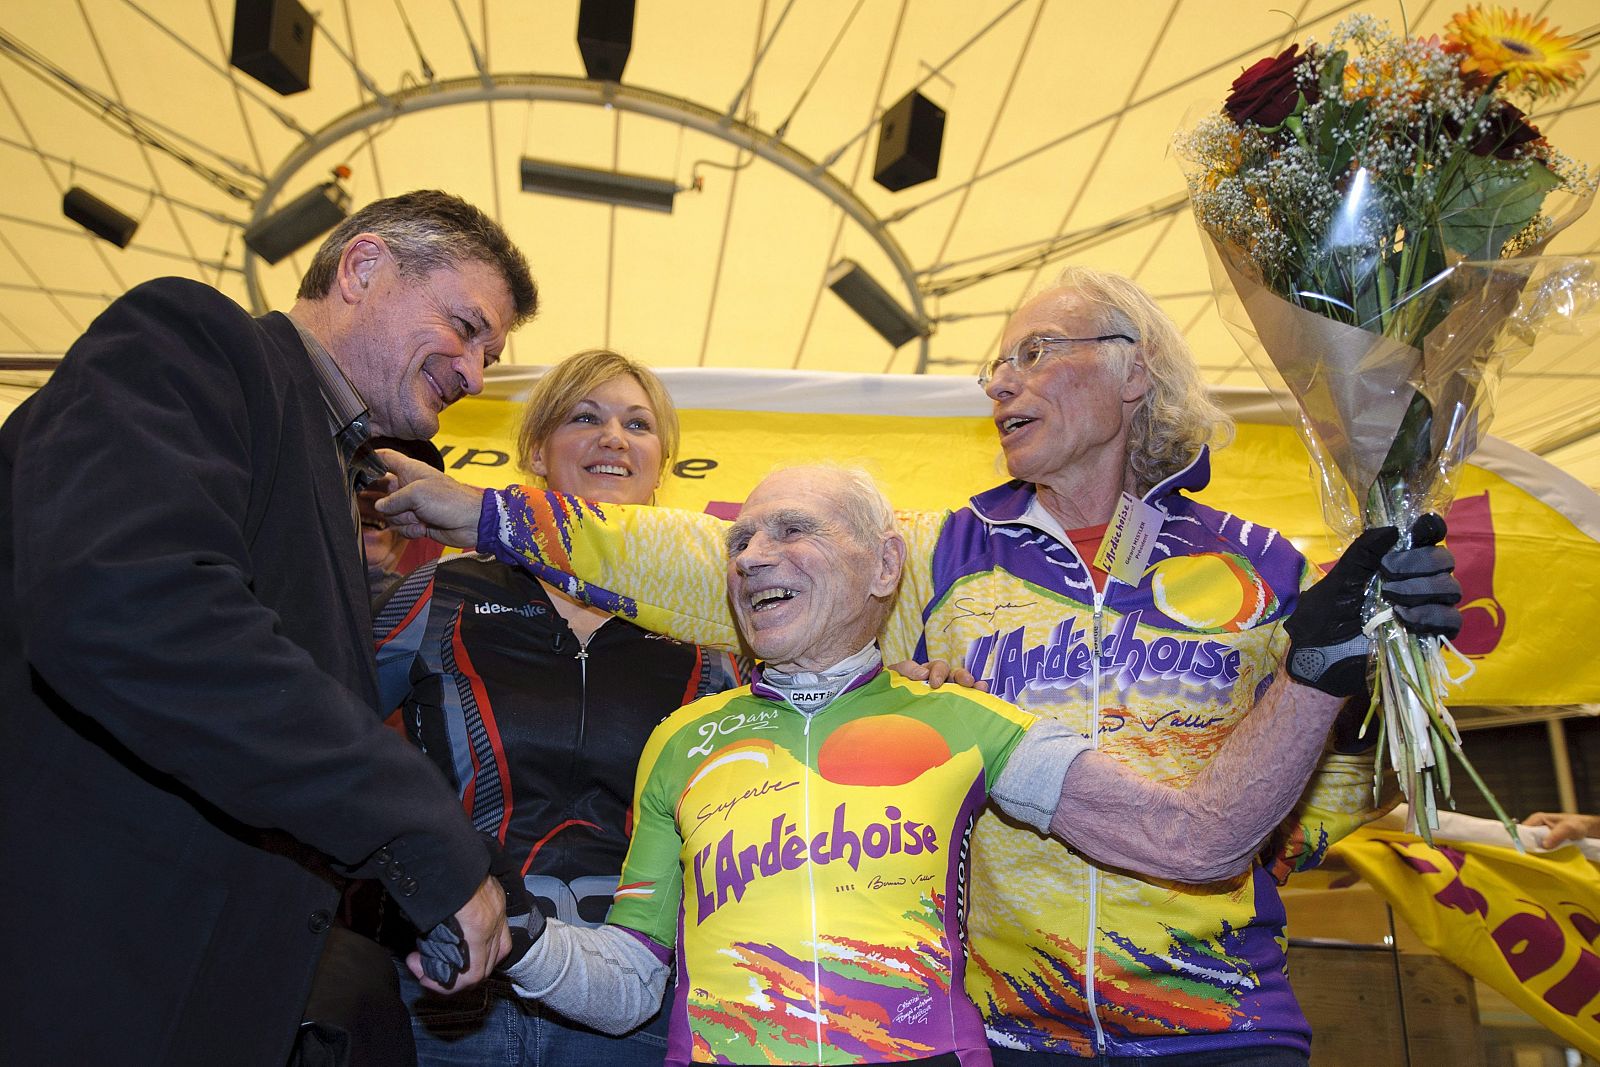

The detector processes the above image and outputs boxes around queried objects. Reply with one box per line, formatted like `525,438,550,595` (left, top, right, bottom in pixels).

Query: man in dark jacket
0,190,537,1066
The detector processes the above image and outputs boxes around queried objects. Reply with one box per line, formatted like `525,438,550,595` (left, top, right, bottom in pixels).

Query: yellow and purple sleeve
475,487,949,666
882,508,948,665
478,486,740,651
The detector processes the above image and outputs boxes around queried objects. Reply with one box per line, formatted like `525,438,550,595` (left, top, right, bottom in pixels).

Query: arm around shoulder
482,487,742,649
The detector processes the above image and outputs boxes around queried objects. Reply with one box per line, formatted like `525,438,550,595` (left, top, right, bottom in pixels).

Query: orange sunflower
1445,6,1589,96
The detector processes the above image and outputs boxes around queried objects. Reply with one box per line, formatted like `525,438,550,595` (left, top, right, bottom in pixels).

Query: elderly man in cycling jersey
443,463,1456,1067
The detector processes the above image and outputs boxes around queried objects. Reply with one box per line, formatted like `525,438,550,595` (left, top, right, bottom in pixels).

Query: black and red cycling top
373,554,742,925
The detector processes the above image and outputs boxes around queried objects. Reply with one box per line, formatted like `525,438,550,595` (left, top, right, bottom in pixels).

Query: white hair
765,463,896,546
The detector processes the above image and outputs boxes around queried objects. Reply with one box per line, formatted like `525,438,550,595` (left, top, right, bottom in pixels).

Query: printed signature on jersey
942,597,1038,632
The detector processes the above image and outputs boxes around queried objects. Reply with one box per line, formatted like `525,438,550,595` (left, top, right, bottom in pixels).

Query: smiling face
724,468,904,673
986,286,1148,500
336,244,516,440
529,374,663,505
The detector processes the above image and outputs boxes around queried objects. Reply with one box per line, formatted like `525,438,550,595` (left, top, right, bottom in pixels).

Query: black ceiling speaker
873,89,946,192
577,0,635,82
244,175,350,265
63,187,138,249
825,259,926,348
520,158,677,213
231,0,314,96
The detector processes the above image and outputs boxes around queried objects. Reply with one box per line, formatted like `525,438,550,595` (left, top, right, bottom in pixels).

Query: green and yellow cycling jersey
610,664,1035,1065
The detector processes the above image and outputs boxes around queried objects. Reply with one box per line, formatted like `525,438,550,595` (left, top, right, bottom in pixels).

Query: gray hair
773,463,896,546
1043,265,1232,492
297,189,538,326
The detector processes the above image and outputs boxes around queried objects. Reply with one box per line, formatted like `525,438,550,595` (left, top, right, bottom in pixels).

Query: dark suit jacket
0,279,488,1066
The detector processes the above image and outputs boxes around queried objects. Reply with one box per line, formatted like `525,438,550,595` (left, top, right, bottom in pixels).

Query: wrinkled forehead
746,468,838,508
726,471,848,543
1000,287,1102,349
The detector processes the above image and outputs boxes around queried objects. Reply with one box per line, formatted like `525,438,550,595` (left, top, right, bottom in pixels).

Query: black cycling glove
1286,514,1462,699
414,915,468,989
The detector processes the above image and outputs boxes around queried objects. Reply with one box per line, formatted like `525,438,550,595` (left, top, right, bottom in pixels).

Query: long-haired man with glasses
948,266,1347,1064
380,265,1447,1066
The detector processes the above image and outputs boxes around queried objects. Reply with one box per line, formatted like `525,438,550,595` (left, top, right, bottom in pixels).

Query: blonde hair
515,349,679,483
1045,265,1232,492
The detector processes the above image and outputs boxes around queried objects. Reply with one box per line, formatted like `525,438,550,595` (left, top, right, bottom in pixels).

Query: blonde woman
373,350,740,1066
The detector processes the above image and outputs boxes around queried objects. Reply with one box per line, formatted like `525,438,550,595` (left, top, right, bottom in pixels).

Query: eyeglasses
978,333,1137,387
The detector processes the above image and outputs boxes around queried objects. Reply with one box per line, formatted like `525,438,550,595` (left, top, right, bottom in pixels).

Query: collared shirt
287,317,382,575
288,316,382,488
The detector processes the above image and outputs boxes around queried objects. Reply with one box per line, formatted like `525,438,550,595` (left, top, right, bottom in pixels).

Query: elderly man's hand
373,449,482,548
1285,515,1461,699
406,874,512,993
890,659,990,692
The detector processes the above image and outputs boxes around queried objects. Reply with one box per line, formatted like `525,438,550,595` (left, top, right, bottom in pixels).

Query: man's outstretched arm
376,451,740,649
1049,676,1344,882
373,452,942,661
992,520,1462,883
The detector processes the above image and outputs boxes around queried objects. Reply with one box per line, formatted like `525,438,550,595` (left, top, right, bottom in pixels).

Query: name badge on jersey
1094,492,1165,585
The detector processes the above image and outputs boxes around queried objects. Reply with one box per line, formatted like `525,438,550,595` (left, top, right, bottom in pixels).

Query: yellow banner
436,380,1600,706
1336,829,1600,1057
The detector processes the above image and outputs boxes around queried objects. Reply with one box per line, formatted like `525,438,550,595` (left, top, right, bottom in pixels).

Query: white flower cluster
1542,144,1599,197
1176,115,1293,277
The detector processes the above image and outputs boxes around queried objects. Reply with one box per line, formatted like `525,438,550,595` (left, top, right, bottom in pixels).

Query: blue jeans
989,1047,1308,1067
396,963,670,1067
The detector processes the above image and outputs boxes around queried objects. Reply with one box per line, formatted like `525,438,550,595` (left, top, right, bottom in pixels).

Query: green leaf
1319,49,1347,96
1438,156,1560,259
1315,99,1361,179
1379,391,1434,483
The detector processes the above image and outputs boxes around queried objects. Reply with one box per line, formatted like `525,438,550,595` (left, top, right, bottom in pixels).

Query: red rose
1465,102,1543,160
1226,44,1317,127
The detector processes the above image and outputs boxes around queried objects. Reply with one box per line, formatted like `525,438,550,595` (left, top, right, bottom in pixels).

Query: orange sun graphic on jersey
817,715,952,785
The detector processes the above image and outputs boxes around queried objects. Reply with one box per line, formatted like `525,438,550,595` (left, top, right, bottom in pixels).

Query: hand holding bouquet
1177,7,1600,842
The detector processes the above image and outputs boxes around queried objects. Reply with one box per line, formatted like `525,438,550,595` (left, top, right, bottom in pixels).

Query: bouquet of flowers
1176,7,1599,843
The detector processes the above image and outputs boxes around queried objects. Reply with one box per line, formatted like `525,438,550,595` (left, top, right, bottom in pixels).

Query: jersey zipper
1085,591,1109,1054
802,712,825,1063
555,625,597,827
574,630,593,750
1054,519,1111,1054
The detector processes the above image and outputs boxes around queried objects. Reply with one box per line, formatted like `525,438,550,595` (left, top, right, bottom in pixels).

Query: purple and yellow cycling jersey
610,665,1034,1065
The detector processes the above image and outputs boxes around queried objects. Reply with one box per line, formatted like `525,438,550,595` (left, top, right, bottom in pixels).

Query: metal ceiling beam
0,356,61,370
241,73,929,370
